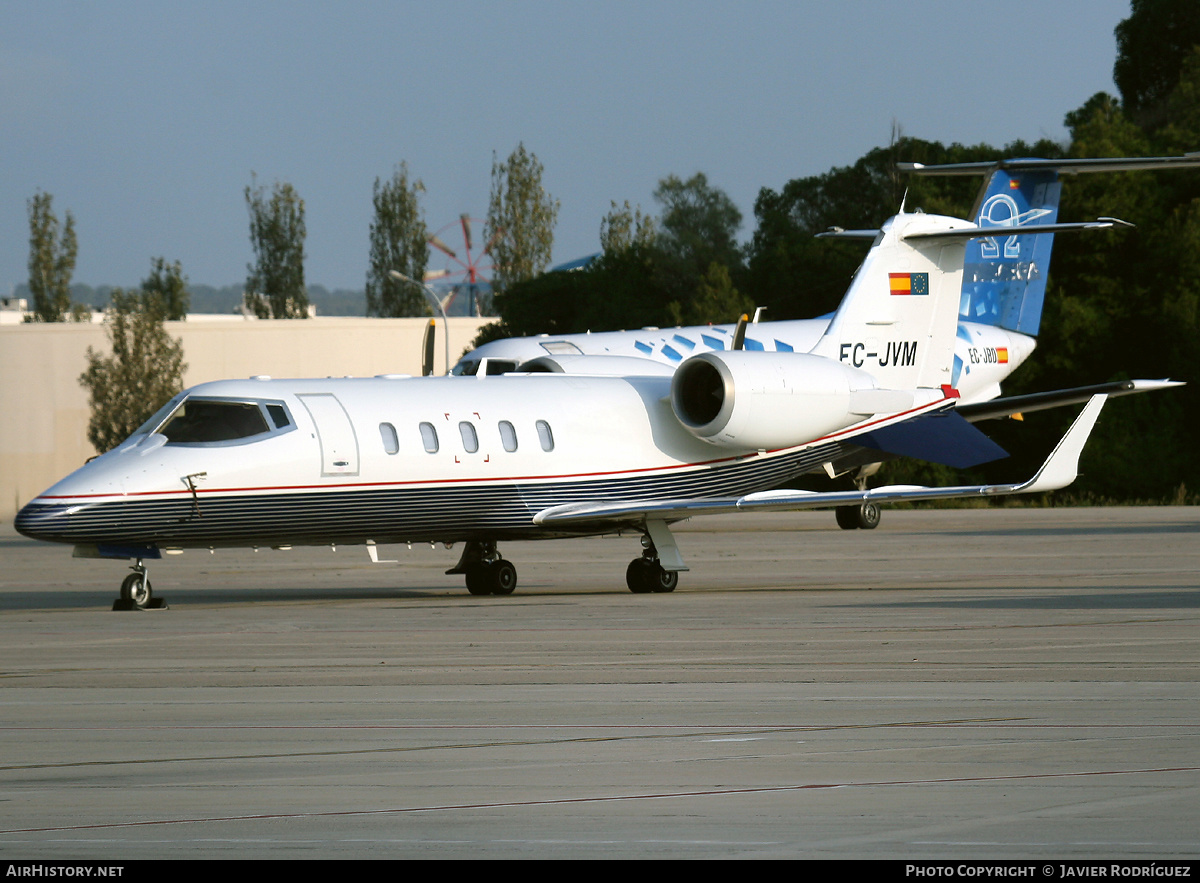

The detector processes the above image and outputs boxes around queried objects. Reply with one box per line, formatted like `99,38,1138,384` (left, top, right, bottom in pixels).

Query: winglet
1013,394,1107,494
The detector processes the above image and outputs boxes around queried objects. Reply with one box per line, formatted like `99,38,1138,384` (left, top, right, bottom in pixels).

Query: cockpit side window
267,404,291,429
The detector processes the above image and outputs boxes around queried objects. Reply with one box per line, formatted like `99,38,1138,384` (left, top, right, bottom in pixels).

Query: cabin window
459,421,479,453
379,422,399,455
160,400,271,444
536,420,555,452
419,422,439,453
499,420,517,452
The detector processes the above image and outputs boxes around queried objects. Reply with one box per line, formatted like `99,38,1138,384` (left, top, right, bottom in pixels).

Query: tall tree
671,261,752,326
648,172,748,324
1114,0,1200,129
79,289,187,453
26,191,78,323
141,257,190,321
653,172,742,275
366,163,429,317
486,143,560,293
244,176,309,319
599,199,656,256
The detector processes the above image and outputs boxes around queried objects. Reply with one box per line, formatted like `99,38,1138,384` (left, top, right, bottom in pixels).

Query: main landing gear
835,466,882,531
625,554,678,593
835,502,881,530
447,541,517,596
625,524,685,594
448,521,689,596
113,558,167,610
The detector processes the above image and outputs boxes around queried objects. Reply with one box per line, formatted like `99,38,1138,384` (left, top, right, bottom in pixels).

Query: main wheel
626,559,678,594
835,505,859,530
490,559,517,595
120,572,153,608
652,567,678,593
465,560,518,596
856,502,881,529
626,559,655,593
465,567,491,595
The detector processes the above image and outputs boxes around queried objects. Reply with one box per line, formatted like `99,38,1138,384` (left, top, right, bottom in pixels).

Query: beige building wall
1,317,494,521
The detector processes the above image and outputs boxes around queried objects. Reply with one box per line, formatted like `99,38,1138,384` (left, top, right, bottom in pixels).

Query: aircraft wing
533,395,1107,530
957,379,1182,422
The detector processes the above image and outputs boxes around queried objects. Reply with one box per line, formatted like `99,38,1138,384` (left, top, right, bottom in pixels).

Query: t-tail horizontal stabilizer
532,395,1108,528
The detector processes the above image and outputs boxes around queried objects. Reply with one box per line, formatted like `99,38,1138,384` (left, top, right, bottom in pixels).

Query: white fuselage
15,372,952,551
461,317,1034,406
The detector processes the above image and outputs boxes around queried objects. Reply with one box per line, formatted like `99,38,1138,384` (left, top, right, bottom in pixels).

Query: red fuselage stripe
37,395,953,503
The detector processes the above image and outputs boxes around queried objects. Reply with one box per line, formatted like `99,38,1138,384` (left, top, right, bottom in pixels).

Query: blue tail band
960,167,1061,336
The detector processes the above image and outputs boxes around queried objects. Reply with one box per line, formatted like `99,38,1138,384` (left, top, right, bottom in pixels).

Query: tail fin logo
978,193,1053,259
889,272,929,296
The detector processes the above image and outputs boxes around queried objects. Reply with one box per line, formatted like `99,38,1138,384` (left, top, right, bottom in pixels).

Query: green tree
645,172,749,325
486,143,560,293
1114,0,1200,129
141,257,190,321
244,176,308,319
79,289,187,453
653,172,743,275
26,191,78,323
671,261,752,326
366,163,430,317
487,242,674,341
478,172,748,344
599,199,656,256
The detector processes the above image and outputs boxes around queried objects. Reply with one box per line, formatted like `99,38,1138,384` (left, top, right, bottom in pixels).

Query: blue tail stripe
960,167,1060,336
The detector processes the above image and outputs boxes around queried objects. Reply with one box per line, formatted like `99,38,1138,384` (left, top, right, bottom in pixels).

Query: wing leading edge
533,394,1108,530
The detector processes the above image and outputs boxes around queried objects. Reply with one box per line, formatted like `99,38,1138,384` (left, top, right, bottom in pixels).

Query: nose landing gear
113,559,167,610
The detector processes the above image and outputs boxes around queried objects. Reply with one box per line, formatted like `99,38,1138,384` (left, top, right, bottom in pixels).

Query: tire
835,505,859,530
120,572,153,608
465,567,491,595
627,559,677,593
466,560,517,596
626,559,654,593
856,502,881,530
490,560,517,596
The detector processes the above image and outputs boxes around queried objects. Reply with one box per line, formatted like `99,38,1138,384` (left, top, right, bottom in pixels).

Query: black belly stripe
21,441,845,547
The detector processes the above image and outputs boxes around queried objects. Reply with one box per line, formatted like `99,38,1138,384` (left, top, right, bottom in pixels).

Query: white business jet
16,176,1157,605
458,156,1194,528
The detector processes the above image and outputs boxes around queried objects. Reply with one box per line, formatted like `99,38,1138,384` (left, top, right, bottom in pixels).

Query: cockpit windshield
118,395,295,449
159,400,271,443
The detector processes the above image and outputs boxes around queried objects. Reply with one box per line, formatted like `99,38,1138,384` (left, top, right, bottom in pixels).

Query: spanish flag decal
997,347,1009,363
889,272,929,295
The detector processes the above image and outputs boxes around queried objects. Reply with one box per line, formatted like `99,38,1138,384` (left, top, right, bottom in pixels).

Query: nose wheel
114,559,166,610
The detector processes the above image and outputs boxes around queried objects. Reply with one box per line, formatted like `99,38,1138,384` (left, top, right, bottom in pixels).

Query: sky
2,0,1133,294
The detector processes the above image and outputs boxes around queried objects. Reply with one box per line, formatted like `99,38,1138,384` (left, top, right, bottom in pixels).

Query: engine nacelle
670,351,889,449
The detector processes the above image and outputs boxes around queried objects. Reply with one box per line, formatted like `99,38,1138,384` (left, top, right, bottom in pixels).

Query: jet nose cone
14,500,73,543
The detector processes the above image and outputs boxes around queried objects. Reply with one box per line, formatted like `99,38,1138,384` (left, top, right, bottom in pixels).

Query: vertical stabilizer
811,213,966,390
961,166,1061,336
